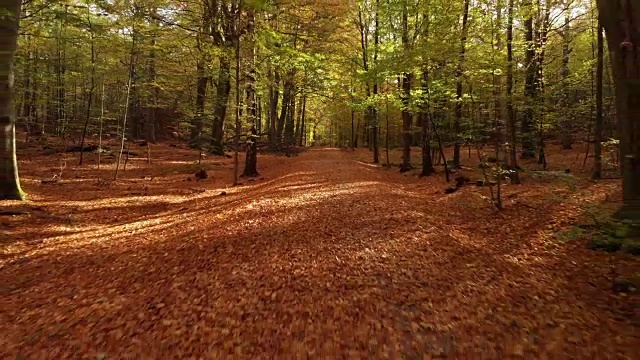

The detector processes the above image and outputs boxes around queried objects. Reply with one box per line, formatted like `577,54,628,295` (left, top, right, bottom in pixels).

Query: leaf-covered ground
1,145,638,358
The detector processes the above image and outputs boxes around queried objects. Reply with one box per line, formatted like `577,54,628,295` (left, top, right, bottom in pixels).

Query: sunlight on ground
3,178,391,263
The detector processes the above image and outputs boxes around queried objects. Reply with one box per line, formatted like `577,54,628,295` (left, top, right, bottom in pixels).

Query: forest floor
1,139,639,358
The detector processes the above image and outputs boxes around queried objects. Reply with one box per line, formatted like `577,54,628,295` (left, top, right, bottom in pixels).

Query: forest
1,0,639,357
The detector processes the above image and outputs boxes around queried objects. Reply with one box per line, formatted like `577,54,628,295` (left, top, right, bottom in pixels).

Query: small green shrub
555,227,585,243
586,236,623,252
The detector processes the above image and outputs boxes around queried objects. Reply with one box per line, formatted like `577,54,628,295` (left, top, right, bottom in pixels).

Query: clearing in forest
1,145,638,358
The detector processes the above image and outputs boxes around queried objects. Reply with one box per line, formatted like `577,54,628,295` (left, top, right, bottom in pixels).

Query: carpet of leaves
1,144,638,358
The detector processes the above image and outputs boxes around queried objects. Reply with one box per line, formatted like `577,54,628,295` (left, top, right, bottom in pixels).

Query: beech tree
597,0,640,219
0,0,23,200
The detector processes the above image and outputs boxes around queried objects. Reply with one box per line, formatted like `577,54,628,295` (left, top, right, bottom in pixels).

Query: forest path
2,148,637,358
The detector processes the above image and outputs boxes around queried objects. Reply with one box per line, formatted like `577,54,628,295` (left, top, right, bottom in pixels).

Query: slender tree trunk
521,0,537,159
536,0,550,166
233,1,241,185
453,0,470,168
351,106,355,150
284,90,296,146
268,69,279,148
277,76,292,148
400,1,412,172
22,37,35,138
79,11,96,166
242,9,258,177
0,0,23,200
372,0,380,163
386,89,390,167
493,0,504,153
299,95,306,146
294,95,302,143
354,115,360,148
192,59,208,140
212,54,231,155
560,3,573,149
506,0,521,183
146,18,158,144
593,11,604,179
421,68,435,176
115,26,136,181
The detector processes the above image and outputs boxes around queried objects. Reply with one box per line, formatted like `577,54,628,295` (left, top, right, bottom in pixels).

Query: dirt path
2,149,638,358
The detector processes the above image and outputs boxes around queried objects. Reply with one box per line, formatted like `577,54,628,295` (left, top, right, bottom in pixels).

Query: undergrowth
557,204,640,256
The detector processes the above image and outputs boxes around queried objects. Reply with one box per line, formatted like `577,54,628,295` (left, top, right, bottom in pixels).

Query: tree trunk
521,0,537,159
243,9,258,177
493,0,504,156
536,0,550,166
146,12,158,144
453,0,470,168
506,0,520,183
593,11,604,180
299,95,306,146
294,95,302,143
560,4,573,149
400,72,412,172
284,90,296,146
277,76,292,148
597,0,640,219
0,0,23,200
268,69,280,148
372,0,380,163
351,107,355,149
79,12,96,166
56,56,66,138
420,69,434,175
192,59,208,140
212,55,231,155
233,3,241,186
400,1,412,172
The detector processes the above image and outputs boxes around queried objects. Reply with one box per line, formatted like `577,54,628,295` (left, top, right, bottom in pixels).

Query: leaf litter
1,145,638,358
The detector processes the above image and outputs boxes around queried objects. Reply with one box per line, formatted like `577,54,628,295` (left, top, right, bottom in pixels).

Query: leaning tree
597,0,640,219
0,0,24,200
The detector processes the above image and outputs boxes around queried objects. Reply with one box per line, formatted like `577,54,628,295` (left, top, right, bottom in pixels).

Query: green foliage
586,236,624,252
578,213,640,255
555,227,585,243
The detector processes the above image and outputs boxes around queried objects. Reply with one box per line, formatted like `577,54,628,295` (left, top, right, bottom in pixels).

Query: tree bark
268,69,280,148
79,10,96,166
372,0,380,163
453,0,470,168
560,3,573,149
233,0,241,186
521,0,537,159
284,90,296,146
146,10,159,144
243,8,258,177
212,55,231,155
493,0,504,156
277,76,293,147
192,59,208,140
0,0,23,200
299,95,306,147
400,1,412,172
597,0,640,219
506,0,520,183
593,11,604,180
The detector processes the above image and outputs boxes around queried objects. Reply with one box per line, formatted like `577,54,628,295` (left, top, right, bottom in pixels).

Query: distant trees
336,0,619,185
3,0,635,214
